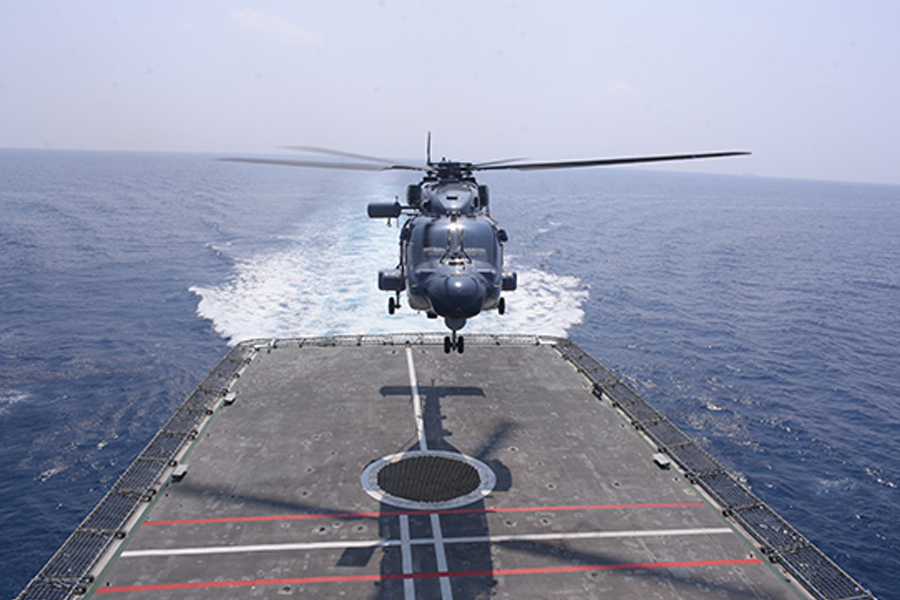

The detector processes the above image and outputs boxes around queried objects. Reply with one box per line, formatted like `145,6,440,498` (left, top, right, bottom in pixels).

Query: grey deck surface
89,341,803,599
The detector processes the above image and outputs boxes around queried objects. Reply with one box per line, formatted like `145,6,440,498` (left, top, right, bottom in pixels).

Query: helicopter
221,137,749,353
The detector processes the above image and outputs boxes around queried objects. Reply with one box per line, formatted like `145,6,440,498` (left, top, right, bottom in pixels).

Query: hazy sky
2,1,898,184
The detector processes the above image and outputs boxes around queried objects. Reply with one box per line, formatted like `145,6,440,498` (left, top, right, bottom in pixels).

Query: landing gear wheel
498,297,506,315
444,333,464,354
388,296,397,315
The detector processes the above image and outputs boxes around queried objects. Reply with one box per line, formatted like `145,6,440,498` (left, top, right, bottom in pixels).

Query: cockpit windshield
408,218,498,266
454,220,496,263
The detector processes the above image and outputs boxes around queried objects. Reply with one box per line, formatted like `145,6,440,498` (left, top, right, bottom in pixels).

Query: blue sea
1,149,898,599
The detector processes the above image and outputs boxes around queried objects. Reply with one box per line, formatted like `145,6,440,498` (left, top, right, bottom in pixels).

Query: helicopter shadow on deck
377,383,513,487
373,383,513,599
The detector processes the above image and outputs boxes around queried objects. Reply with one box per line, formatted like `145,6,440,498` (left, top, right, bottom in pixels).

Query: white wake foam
191,218,588,345
0,390,28,416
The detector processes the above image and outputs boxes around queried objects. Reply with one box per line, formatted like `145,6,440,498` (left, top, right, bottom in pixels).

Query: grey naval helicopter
222,137,749,353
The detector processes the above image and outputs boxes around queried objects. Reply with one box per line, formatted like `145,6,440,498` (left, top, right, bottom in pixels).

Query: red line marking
95,557,763,593
143,502,706,526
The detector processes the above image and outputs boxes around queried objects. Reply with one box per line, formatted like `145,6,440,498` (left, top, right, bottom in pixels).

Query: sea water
1,149,898,598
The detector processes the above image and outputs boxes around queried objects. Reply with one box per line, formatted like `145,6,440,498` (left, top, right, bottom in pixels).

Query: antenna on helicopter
427,131,432,167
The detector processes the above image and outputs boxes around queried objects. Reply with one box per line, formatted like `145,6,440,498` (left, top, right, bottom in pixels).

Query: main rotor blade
472,157,528,168
475,150,751,171
282,145,426,171
217,157,424,172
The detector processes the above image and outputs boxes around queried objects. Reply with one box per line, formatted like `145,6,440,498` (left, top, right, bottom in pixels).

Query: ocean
1,149,897,598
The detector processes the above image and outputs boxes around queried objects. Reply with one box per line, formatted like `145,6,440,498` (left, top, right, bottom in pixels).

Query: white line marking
122,539,390,557
431,512,454,600
440,527,733,546
120,527,733,558
399,514,415,600
405,346,427,451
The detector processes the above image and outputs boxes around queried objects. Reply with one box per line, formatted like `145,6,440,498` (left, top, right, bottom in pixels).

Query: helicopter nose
426,274,486,319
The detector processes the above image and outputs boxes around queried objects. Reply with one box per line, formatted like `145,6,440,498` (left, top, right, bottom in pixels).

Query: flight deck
18,335,873,600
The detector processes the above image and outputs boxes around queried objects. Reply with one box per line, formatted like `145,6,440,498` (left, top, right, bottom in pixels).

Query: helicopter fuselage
371,176,516,339
404,213,503,316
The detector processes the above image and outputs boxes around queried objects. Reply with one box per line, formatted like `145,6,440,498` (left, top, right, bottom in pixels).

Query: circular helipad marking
361,450,496,510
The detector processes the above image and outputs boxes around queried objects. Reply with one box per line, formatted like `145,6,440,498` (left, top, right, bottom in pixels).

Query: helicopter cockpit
406,217,500,271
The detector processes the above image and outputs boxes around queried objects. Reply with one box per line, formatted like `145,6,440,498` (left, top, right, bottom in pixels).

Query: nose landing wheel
443,333,464,354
